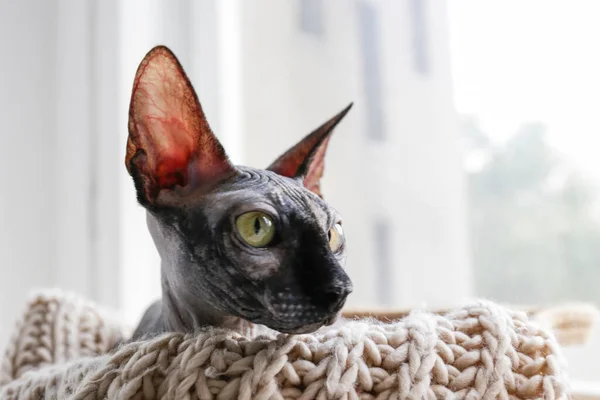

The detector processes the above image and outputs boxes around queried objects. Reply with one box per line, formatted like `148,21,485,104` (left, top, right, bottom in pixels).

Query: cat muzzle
260,280,353,333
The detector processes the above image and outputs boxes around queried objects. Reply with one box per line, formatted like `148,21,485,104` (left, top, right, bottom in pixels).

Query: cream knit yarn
0,291,569,399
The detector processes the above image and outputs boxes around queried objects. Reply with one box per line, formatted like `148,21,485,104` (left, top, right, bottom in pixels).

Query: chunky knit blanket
0,291,569,399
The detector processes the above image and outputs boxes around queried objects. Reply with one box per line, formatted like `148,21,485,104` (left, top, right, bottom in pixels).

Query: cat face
150,167,352,333
127,46,353,333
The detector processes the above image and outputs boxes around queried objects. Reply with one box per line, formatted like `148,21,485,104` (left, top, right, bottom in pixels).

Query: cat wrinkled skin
127,46,353,339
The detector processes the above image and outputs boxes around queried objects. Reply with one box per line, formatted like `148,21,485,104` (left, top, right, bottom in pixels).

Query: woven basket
0,290,571,399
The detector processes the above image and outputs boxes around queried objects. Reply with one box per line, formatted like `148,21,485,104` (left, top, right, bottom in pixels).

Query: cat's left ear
126,46,237,207
267,103,353,198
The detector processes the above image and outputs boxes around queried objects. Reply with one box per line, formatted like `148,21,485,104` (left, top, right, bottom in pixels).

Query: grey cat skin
126,46,353,340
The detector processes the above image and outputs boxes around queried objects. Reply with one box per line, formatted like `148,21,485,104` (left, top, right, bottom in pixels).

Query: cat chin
255,312,340,335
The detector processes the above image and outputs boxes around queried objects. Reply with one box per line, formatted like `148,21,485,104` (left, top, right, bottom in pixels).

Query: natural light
0,1,598,398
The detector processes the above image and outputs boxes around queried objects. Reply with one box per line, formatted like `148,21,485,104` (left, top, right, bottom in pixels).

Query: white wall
0,1,58,349
375,0,471,308
0,0,122,348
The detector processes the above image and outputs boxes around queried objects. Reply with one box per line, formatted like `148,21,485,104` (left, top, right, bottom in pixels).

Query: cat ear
267,103,352,197
126,46,236,206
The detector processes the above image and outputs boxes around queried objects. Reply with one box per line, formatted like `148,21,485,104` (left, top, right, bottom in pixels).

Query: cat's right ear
267,104,352,198
126,46,237,207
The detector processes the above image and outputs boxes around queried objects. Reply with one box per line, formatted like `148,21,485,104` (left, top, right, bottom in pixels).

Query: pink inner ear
303,136,331,197
266,103,352,198
147,116,194,188
130,49,199,188
127,46,234,197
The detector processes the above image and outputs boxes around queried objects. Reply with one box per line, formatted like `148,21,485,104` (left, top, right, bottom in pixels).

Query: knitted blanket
0,291,569,399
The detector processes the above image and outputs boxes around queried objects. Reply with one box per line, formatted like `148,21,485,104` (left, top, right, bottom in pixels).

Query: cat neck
160,268,256,334
145,211,226,332
160,268,226,331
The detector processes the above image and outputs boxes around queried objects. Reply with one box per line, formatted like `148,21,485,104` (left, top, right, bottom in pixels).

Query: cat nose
321,281,353,312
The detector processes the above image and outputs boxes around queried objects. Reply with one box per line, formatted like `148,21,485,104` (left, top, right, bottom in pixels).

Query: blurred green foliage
463,117,600,305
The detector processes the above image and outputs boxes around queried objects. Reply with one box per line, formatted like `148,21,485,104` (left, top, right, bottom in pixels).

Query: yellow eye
328,223,344,253
236,211,276,247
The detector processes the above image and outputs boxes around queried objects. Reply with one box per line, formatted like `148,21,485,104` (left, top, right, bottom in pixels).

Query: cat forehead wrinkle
232,166,304,190
275,181,337,228
272,188,286,205
211,166,333,213
169,166,338,236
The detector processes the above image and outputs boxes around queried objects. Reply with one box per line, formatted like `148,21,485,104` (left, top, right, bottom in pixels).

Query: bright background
1,0,599,389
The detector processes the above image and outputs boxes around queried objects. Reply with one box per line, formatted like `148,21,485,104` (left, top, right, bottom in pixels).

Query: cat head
126,46,353,334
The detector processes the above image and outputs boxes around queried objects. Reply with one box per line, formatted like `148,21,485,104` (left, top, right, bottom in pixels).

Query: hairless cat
127,46,354,340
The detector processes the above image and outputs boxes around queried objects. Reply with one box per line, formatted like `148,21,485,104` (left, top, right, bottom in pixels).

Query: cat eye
328,223,344,253
235,211,276,248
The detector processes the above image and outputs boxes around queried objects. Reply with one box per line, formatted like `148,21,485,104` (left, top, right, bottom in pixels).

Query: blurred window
299,0,324,37
357,1,385,141
409,0,430,75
